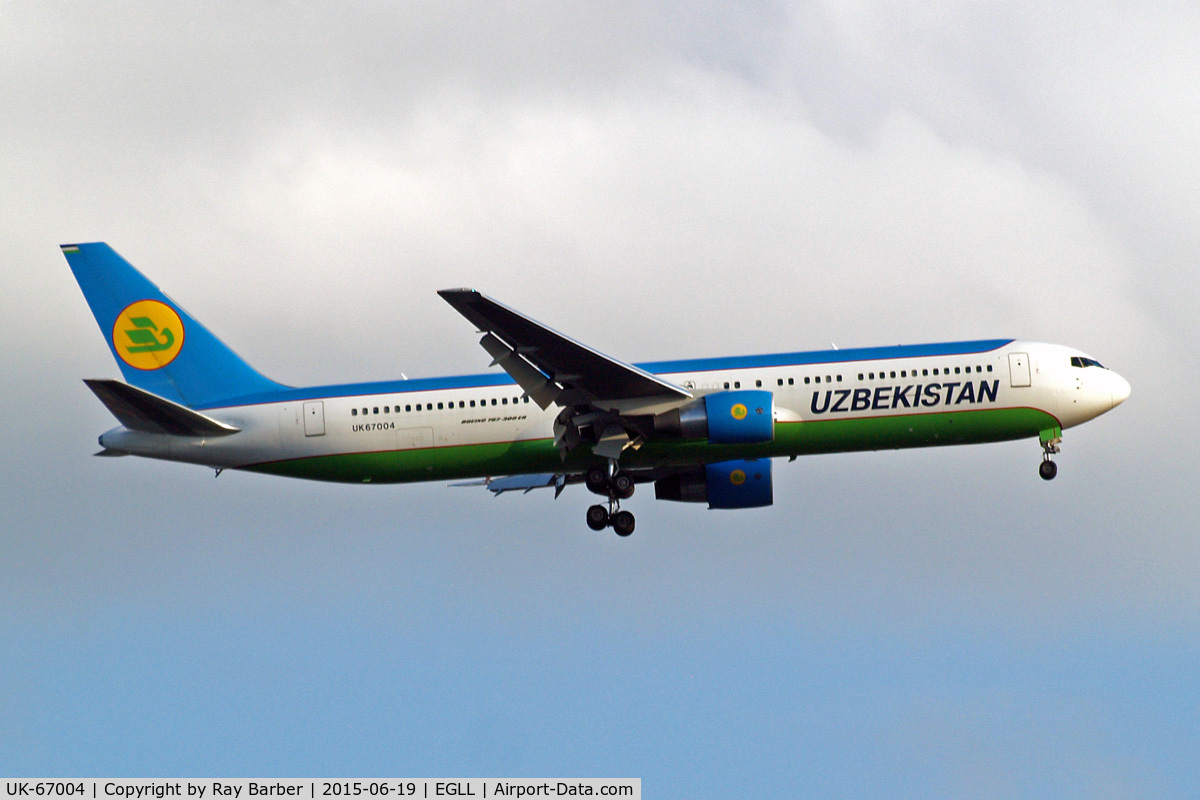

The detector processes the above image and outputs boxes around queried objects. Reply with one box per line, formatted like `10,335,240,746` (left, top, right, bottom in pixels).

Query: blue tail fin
62,242,286,407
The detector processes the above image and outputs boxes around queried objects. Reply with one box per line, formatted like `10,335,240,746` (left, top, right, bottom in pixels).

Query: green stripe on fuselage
241,407,1058,484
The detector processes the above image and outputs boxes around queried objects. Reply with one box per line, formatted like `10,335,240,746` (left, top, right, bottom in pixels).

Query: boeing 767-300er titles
64,243,1130,537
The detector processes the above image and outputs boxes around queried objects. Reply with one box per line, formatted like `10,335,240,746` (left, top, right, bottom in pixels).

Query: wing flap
479,333,562,409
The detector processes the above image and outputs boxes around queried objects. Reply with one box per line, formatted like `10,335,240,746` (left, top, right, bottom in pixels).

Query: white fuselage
98,340,1130,479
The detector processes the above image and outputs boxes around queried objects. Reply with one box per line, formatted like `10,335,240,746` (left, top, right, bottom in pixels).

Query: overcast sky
3,1,1198,794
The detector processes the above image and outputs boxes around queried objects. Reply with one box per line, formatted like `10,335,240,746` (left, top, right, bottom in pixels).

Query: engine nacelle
654,458,774,509
655,390,774,445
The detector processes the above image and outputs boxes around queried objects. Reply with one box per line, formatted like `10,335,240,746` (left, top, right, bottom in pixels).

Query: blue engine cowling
658,390,774,444
654,458,774,509
704,390,773,444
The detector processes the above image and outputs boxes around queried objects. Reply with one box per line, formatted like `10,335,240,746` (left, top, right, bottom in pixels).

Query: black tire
585,466,610,495
1039,460,1058,481
586,504,610,531
612,510,636,537
611,471,635,499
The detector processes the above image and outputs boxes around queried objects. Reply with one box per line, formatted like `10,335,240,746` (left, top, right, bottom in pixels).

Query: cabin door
303,401,326,436
1009,352,1031,388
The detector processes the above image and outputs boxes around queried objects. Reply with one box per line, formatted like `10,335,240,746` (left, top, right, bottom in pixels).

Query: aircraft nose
1110,372,1131,409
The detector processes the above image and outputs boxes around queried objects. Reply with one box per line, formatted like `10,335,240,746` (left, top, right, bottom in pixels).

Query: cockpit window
1070,356,1106,369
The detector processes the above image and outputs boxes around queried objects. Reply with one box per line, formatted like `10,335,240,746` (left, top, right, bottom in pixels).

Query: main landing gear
584,463,637,536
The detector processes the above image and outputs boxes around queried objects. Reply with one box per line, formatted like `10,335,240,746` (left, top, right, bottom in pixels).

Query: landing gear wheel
1039,460,1058,481
612,510,636,537
611,471,635,499
585,466,610,495
586,504,610,531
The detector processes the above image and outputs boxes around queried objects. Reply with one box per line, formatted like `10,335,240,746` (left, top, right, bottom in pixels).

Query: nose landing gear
583,462,637,536
1039,458,1058,481
1039,429,1061,481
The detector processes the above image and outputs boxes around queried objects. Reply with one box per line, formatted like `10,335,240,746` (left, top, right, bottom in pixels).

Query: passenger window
724,382,730,390
858,373,864,381
836,375,842,382
804,377,810,384
470,400,475,407
734,381,741,389
987,365,993,372
900,371,906,378
502,398,508,405
788,378,794,385
777,379,783,386
954,367,960,374
869,372,875,380
923,369,928,376
405,405,411,412
889,371,896,379
492,398,497,405
351,408,357,416
815,376,821,384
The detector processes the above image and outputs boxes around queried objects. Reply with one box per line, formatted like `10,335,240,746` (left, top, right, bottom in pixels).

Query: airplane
63,242,1131,537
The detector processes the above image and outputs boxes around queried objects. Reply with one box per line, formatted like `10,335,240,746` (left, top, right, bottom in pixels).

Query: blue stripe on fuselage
194,339,1013,410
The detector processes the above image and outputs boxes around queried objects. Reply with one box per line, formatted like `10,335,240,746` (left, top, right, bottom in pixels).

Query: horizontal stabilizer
84,379,240,437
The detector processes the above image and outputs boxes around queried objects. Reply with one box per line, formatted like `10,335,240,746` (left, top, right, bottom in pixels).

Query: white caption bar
0,782,639,800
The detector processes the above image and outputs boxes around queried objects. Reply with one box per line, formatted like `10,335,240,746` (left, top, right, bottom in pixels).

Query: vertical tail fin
62,242,286,407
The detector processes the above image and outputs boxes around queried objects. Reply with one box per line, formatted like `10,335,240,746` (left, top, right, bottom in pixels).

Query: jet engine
654,458,773,509
653,390,774,444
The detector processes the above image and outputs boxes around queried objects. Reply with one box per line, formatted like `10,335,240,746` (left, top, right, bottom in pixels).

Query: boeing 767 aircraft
64,242,1130,536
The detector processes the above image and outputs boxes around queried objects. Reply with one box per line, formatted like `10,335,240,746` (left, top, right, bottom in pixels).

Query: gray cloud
2,6,1200,786
2,4,1198,784
4,1,1195,611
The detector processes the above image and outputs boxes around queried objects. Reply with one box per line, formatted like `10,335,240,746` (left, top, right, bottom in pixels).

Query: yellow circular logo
731,403,748,420
112,300,185,370
729,469,746,486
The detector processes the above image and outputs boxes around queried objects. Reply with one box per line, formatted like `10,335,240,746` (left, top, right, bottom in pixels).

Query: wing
438,289,691,415
452,469,669,497
452,473,571,496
